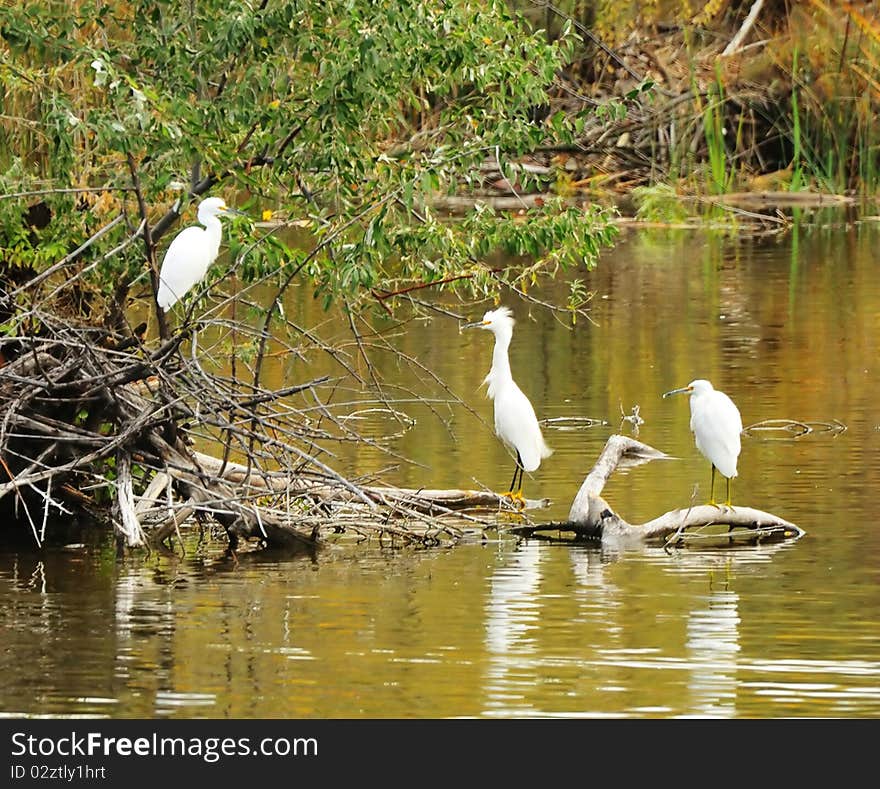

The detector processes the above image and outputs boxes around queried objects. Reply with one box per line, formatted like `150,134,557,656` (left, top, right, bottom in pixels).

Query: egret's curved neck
199,213,223,256
199,212,222,233
488,328,513,386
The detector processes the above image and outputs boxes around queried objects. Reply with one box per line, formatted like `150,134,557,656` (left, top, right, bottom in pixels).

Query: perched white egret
464,306,552,506
157,196,242,312
663,379,743,507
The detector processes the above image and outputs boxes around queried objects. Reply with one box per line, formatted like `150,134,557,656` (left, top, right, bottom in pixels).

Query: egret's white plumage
157,196,236,311
663,378,743,505
466,306,551,502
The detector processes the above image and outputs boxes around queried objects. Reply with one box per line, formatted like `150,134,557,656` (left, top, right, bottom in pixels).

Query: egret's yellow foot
498,490,517,507
502,490,526,509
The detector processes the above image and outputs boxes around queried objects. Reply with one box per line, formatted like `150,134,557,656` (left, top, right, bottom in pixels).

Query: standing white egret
464,306,552,506
157,196,242,312
663,379,743,507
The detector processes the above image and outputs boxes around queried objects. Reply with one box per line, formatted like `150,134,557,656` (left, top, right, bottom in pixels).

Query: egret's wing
691,392,742,477
157,227,210,311
494,384,551,472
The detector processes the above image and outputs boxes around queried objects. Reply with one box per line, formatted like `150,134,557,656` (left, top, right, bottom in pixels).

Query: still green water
2,222,880,718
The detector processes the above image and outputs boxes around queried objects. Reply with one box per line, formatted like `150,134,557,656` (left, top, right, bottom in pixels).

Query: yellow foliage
587,0,727,45
553,170,577,198
91,191,120,217
694,0,727,26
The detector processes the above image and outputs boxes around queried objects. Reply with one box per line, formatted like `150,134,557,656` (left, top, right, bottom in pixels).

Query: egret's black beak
462,319,490,330
662,386,693,399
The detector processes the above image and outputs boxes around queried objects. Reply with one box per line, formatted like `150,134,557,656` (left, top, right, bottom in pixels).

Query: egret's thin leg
709,465,717,506
725,476,733,507
508,460,520,494
504,452,526,508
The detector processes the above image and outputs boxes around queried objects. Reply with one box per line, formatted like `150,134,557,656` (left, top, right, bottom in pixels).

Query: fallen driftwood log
187,451,536,513
511,434,803,547
710,191,854,210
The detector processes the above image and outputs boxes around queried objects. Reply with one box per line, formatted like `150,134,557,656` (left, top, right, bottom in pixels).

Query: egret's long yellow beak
662,385,693,398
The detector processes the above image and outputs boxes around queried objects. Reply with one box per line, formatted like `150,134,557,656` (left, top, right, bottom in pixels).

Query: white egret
157,196,242,312
663,379,743,507
464,306,552,506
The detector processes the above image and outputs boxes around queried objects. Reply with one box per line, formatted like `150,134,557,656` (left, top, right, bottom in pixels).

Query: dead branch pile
0,306,515,552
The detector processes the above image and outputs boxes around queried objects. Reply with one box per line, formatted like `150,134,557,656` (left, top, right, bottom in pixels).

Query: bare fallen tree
512,434,803,547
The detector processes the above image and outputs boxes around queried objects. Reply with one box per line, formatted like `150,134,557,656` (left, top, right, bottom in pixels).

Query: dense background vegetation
4,1,880,332
0,0,618,334
517,1,880,201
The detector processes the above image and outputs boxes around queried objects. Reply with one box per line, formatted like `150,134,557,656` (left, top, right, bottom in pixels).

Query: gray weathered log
191,451,524,513
515,434,803,545
568,434,669,520
135,471,171,516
